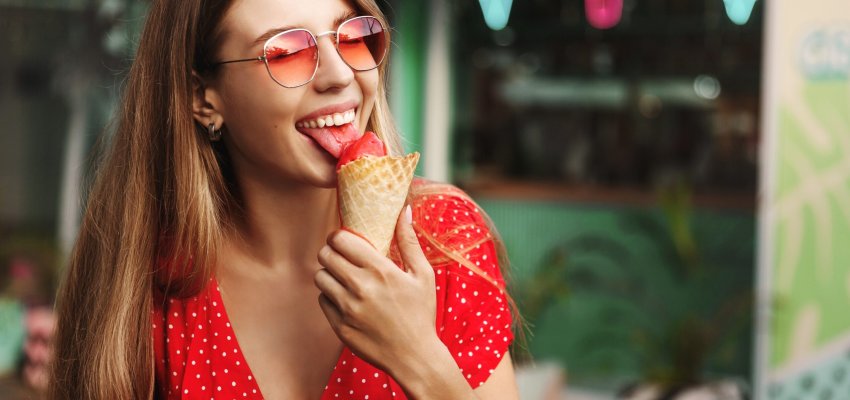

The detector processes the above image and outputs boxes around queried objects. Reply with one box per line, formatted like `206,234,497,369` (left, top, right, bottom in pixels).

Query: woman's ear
191,71,225,128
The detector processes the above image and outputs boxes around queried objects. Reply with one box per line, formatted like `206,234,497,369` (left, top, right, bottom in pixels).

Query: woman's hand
314,205,439,373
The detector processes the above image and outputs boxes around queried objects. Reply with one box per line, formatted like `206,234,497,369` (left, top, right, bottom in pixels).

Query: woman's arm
390,343,519,400
475,353,519,399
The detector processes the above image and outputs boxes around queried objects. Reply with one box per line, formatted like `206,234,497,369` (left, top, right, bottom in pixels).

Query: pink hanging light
585,0,624,30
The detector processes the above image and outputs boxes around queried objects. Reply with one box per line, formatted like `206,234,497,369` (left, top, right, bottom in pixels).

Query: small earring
208,122,222,142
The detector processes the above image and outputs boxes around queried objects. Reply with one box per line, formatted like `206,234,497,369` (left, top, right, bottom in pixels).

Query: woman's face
210,0,379,189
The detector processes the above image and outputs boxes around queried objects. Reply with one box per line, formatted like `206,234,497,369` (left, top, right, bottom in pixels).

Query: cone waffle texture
338,152,420,256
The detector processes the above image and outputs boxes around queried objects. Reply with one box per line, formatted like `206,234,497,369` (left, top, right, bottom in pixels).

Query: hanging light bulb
479,0,514,30
585,0,623,30
723,0,756,25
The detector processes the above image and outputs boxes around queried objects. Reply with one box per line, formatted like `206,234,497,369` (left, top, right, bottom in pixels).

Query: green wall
476,197,756,389
388,0,427,175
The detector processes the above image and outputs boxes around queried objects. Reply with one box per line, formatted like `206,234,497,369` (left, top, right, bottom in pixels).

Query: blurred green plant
518,183,753,392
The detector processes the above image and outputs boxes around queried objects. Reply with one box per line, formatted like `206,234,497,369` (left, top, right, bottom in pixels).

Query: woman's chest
155,258,426,400
220,279,344,399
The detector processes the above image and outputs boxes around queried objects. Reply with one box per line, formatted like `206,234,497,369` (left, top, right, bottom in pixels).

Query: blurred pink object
25,307,54,337
585,0,623,29
22,307,55,392
9,257,35,280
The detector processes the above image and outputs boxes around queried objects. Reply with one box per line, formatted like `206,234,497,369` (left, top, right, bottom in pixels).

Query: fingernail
404,205,412,224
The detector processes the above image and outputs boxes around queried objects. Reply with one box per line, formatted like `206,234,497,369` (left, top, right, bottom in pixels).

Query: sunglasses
212,15,388,88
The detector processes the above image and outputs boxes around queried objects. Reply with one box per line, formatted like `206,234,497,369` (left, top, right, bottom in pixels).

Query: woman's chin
305,161,339,189
313,174,338,189
296,135,339,188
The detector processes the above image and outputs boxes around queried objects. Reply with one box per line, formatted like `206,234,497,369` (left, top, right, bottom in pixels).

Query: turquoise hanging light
585,0,623,30
723,0,757,25
479,0,514,30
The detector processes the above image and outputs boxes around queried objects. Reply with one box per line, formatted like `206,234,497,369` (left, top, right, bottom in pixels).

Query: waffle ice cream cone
337,152,420,256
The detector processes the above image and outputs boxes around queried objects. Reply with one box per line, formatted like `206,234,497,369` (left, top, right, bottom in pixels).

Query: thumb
395,205,431,277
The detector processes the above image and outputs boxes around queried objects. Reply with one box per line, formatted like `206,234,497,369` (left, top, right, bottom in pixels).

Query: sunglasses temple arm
214,56,264,66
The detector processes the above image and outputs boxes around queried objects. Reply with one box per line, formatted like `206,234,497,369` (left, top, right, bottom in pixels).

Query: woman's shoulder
406,179,505,287
409,180,491,244
409,179,488,226
410,178,475,203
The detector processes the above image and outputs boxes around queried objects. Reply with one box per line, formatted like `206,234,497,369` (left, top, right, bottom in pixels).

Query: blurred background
0,0,848,399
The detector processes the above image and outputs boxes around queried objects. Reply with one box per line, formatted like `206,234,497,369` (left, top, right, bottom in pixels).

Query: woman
49,0,520,398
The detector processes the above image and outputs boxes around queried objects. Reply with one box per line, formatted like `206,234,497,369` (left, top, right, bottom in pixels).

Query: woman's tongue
303,123,360,158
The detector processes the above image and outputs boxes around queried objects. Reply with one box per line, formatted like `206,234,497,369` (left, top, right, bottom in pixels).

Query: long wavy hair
48,0,521,398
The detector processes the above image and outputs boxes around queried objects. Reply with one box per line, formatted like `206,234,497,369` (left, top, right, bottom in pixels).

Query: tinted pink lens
338,17,387,71
265,30,318,87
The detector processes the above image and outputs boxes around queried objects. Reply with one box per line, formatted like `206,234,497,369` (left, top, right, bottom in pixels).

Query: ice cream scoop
336,132,419,255
336,131,387,171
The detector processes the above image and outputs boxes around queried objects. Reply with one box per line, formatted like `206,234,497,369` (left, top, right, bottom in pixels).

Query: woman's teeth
296,109,356,129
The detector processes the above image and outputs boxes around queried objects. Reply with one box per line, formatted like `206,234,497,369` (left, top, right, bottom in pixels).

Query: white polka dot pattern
151,187,514,399
411,191,514,389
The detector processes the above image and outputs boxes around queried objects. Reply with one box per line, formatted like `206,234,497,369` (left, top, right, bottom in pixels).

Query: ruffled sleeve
410,190,514,389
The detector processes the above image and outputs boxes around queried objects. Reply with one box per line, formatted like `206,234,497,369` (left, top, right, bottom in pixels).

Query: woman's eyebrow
251,10,359,46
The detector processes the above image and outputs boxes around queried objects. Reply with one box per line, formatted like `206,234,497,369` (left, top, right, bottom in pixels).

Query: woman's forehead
223,0,356,42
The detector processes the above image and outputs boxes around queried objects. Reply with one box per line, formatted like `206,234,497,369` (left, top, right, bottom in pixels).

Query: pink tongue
305,123,361,158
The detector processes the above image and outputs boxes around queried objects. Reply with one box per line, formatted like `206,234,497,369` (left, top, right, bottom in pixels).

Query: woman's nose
312,35,355,91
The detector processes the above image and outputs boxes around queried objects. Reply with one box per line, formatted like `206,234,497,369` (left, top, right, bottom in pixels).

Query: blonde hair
49,1,520,398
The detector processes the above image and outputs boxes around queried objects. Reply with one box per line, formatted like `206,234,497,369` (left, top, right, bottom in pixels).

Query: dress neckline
210,276,346,399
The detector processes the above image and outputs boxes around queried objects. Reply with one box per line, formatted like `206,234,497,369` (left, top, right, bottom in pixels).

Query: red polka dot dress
152,187,514,399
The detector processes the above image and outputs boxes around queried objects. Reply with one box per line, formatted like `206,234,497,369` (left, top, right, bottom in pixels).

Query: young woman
49,0,520,398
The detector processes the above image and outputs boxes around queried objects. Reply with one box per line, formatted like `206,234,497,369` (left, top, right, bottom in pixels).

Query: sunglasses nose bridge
315,31,337,41
311,30,356,81
313,31,339,57
314,30,351,67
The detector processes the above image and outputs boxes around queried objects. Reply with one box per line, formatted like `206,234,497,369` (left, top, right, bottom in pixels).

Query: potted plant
518,184,753,399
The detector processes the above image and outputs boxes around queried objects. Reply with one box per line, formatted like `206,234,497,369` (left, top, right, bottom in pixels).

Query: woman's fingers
318,293,343,328
313,268,349,310
327,229,397,274
395,205,432,279
318,244,361,290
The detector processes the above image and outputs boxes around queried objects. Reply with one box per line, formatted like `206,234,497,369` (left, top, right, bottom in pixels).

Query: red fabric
152,191,514,399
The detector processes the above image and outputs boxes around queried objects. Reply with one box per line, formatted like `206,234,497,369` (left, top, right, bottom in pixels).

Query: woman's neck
224,179,340,279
